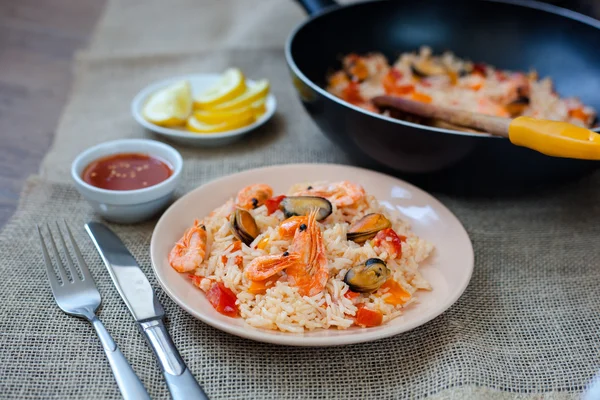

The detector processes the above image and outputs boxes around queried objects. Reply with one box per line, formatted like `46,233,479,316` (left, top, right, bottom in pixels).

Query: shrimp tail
245,253,301,281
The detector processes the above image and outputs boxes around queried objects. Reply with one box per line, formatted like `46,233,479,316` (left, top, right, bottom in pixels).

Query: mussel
344,258,390,293
280,196,332,221
230,208,260,245
411,58,448,78
346,213,391,244
505,96,530,117
458,63,473,77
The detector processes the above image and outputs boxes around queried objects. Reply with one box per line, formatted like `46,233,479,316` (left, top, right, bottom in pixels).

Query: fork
37,222,150,400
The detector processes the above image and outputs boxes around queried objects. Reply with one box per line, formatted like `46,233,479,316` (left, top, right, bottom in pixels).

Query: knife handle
138,319,209,400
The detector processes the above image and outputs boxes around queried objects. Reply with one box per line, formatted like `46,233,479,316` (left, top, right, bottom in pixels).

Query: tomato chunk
221,241,243,266
473,63,487,76
355,306,383,327
206,282,238,317
382,71,414,96
329,71,349,87
389,68,404,80
222,254,243,267
341,82,364,104
188,274,204,288
248,274,280,295
373,228,406,259
265,195,286,215
379,279,411,306
348,59,369,81
344,290,360,300
228,241,242,252
411,91,432,103
470,83,483,91
569,107,590,122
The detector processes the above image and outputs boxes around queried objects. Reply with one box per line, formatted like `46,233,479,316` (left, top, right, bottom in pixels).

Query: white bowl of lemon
131,68,276,146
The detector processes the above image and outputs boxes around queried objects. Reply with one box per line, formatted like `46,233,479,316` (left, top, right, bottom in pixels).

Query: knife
85,222,209,400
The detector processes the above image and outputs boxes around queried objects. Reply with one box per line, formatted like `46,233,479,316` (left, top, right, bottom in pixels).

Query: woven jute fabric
39,49,350,184
2,0,600,398
84,0,307,58
1,175,600,399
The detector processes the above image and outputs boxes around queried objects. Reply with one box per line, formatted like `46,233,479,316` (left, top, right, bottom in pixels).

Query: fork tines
36,221,95,288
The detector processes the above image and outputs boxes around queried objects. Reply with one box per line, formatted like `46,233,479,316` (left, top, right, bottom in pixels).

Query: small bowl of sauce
72,139,182,223
82,153,173,191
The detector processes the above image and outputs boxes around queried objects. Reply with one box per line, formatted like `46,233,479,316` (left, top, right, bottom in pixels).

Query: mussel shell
458,67,471,77
505,96,530,117
344,258,390,293
347,213,391,244
411,59,448,78
280,196,332,221
505,96,529,117
231,208,260,245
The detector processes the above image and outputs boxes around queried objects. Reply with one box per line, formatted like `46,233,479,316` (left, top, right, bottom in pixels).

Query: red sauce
82,153,173,191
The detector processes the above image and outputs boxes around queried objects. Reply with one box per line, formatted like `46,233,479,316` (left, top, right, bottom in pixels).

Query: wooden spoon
373,95,600,160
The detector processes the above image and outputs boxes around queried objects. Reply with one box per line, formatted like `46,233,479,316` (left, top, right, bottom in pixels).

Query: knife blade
85,222,164,322
85,222,209,400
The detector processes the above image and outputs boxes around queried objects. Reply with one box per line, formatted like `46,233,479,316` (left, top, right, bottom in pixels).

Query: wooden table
0,0,105,227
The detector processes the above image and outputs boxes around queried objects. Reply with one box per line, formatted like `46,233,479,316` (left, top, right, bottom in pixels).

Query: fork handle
91,317,151,400
139,319,209,400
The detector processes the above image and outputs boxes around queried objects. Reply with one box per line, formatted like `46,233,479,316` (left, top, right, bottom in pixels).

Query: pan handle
294,0,338,15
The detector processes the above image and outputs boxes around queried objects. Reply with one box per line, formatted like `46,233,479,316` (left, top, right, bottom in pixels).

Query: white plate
150,164,473,346
131,74,276,147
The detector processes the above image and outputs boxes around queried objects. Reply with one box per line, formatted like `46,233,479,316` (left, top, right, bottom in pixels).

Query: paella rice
327,46,596,128
169,181,433,332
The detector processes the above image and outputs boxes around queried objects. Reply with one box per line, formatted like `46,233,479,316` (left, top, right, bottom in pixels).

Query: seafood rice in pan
169,181,433,332
327,46,597,128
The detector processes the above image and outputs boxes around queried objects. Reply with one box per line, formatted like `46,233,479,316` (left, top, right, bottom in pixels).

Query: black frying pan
285,0,600,195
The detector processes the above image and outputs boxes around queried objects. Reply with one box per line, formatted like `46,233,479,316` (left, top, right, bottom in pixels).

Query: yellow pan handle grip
509,116,600,160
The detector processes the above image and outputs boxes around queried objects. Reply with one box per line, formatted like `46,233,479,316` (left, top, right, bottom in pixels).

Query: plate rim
131,73,277,141
150,163,474,346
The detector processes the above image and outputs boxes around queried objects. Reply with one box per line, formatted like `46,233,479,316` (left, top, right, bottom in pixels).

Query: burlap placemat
2,0,600,397
1,174,599,399
84,0,306,58
40,49,350,184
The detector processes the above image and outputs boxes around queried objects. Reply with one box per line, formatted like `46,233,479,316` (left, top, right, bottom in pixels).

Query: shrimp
236,184,273,210
169,219,207,273
286,208,328,297
293,181,366,207
327,71,350,99
278,216,308,240
245,252,301,281
342,53,389,83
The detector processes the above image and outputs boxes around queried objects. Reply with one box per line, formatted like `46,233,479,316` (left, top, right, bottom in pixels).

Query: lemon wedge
186,113,255,134
208,80,270,112
142,80,192,126
194,68,246,109
250,98,267,118
193,107,255,125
